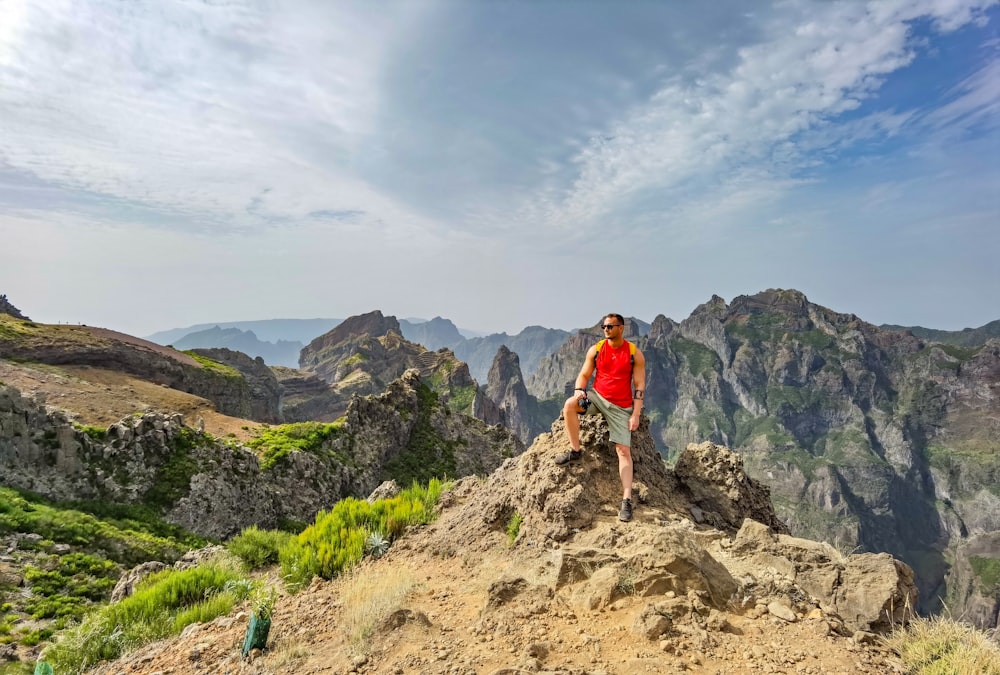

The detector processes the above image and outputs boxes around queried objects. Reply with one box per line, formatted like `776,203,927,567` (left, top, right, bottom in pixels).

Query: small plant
250,584,278,621
505,512,523,546
615,566,637,596
364,531,390,559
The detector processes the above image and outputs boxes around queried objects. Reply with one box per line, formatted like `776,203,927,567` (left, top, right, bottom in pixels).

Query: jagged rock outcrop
0,371,523,539
409,410,916,636
484,346,545,445
0,294,28,320
452,325,573,383
270,366,343,422
296,310,482,421
674,441,790,534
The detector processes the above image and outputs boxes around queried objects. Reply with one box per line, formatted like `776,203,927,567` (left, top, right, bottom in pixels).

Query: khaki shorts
584,388,633,447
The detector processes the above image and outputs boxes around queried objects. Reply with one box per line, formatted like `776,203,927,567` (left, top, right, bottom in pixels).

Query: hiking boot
618,498,633,522
554,449,582,465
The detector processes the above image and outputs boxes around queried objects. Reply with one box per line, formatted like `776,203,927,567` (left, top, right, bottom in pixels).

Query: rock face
187,347,282,423
522,289,1000,628
0,371,523,539
295,310,482,422
411,410,916,636
483,346,553,445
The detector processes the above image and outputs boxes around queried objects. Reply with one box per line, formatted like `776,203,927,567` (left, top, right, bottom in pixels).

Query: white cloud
525,0,997,233
0,0,432,231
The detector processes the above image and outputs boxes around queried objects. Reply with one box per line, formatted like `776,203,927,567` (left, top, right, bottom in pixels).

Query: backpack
594,339,636,369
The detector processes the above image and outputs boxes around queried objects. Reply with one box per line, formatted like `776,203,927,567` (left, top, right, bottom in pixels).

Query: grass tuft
339,566,417,651
885,616,1000,675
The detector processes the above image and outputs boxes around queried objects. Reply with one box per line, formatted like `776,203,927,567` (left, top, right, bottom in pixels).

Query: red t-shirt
594,340,634,407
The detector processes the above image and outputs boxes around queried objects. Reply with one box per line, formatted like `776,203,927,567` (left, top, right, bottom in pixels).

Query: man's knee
615,444,632,457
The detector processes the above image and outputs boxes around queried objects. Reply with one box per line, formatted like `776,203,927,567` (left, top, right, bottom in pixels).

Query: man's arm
628,348,646,431
573,346,598,400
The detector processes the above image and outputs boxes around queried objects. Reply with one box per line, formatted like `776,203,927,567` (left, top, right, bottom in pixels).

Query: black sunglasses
601,324,621,330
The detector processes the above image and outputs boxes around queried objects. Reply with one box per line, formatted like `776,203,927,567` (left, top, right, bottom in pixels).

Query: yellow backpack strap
593,339,606,368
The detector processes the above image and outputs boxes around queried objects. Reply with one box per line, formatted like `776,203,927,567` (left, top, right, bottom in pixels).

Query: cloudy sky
1,0,998,337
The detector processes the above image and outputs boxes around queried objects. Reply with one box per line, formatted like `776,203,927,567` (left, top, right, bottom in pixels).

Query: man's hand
628,411,640,432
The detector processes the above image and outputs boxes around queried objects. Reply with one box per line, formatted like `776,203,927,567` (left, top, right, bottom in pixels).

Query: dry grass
262,636,311,670
885,615,1000,675
338,564,419,651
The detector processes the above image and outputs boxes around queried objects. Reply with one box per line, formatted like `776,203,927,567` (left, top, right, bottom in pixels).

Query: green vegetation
227,525,293,570
732,410,794,447
765,384,834,415
0,487,205,654
23,553,119,620
279,479,445,590
692,399,733,440
0,487,196,565
246,420,350,470
143,427,211,509
969,556,1000,593
0,314,43,340
41,560,252,674
341,352,368,369
446,384,477,414
384,383,458,485
724,312,787,343
671,336,720,378
885,615,1000,675
938,344,983,362
506,512,523,546
182,351,242,378
73,424,107,442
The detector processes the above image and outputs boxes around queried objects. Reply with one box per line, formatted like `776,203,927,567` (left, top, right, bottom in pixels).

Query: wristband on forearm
633,389,644,400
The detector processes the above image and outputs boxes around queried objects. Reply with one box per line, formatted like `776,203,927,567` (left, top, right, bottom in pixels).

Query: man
555,313,646,522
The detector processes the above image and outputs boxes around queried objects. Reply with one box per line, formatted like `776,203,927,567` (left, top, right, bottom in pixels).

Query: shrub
42,563,251,673
279,479,445,591
506,512,523,546
364,531,391,559
227,526,293,570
